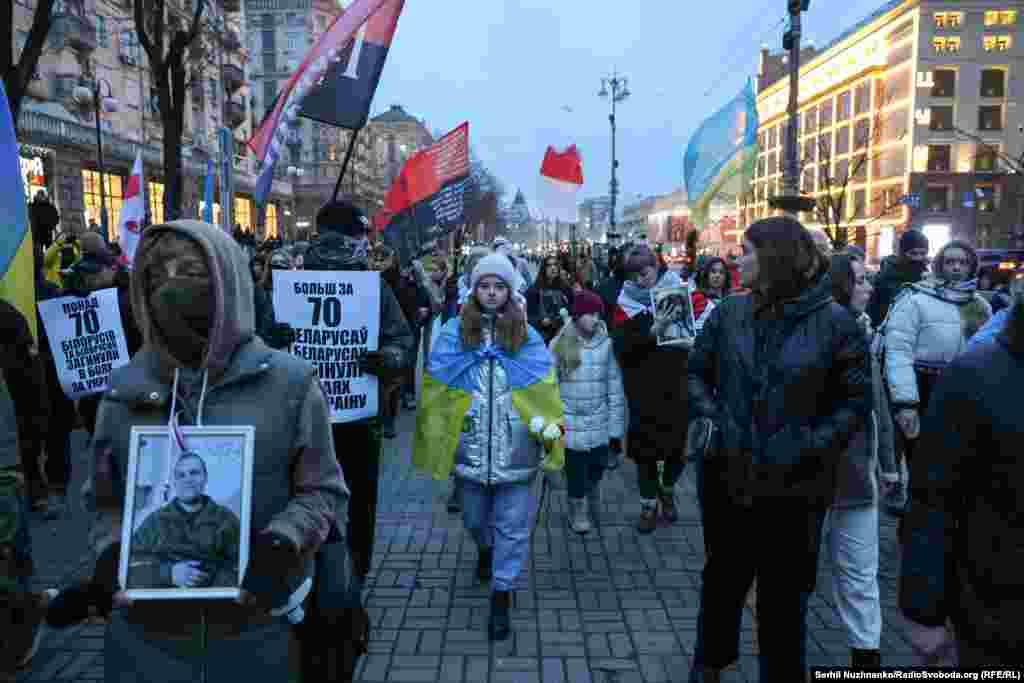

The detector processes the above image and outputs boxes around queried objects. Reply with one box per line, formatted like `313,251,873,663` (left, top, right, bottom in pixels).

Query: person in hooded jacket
549,290,625,534
610,246,690,533
249,251,296,352
898,275,1024,668
81,219,347,682
369,243,407,439
304,200,413,581
826,252,900,669
687,217,870,682
883,239,991,468
866,230,930,327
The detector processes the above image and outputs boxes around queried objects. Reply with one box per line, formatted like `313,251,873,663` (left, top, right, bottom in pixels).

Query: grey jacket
453,318,543,486
834,317,899,508
87,220,347,653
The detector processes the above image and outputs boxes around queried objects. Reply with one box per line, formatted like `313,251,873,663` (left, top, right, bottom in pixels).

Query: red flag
382,123,469,214
540,145,584,185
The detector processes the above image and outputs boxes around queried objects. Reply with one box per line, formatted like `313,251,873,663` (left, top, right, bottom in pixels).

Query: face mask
150,276,213,366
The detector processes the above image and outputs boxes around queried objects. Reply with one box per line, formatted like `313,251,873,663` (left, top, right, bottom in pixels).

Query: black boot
488,590,511,641
850,648,881,669
476,546,493,583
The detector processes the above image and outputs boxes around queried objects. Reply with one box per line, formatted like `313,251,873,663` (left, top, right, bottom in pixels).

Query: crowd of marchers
2,197,1021,682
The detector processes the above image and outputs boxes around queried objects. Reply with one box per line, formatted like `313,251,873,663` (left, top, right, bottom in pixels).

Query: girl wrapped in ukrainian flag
413,252,564,642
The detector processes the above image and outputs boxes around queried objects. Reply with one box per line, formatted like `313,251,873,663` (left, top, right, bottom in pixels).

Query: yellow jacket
43,236,80,287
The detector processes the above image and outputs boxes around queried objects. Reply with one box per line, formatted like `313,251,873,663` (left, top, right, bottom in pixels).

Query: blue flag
683,79,759,226
202,157,214,223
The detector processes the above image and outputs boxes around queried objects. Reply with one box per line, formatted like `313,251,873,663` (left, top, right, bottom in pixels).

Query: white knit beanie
470,252,519,293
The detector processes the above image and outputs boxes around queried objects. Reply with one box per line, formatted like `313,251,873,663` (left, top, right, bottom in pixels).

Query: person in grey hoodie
827,252,900,669
83,219,348,682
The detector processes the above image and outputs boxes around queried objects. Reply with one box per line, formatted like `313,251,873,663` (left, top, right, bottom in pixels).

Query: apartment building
744,0,1024,262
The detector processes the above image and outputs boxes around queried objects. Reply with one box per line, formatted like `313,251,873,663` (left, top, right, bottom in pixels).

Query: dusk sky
370,0,894,212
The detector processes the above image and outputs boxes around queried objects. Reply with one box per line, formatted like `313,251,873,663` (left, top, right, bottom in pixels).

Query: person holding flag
413,253,565,641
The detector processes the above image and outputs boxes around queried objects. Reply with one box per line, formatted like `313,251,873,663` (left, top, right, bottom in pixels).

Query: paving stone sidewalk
20,411,919,682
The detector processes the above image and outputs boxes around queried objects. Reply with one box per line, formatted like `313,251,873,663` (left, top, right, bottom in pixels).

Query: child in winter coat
549,290,625,534
413,254,564,643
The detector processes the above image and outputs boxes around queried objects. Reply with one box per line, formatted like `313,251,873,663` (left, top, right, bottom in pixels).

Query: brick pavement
19,411,920,683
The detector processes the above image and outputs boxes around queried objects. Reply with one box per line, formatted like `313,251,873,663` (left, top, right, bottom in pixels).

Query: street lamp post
770,0,816,217
599,71,630,246
74,62,118,242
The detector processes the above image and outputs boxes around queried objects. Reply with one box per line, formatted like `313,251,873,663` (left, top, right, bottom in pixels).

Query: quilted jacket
884,278,991,408
548,321,626,452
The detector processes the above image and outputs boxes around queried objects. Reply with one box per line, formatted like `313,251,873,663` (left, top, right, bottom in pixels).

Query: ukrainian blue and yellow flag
683,78,759,228
0,80,37,340
413,318,564,481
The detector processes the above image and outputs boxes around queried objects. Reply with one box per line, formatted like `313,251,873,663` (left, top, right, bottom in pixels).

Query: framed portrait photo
653,284,697,347
118,425,255,601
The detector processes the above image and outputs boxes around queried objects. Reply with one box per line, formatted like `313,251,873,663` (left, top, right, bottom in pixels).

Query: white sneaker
568,498,592,535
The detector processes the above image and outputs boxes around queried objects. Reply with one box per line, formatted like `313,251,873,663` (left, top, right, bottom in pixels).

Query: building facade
621,190,739,258
15,0,270,241
745,0,1024,262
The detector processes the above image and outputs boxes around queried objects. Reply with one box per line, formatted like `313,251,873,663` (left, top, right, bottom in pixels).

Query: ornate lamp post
599,71,630,243
73,59,118,242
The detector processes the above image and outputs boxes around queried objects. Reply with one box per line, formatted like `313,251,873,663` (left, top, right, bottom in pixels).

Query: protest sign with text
37,288,130,400
272,270,381,423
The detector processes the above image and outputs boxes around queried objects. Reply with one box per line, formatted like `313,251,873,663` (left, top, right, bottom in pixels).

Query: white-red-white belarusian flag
537,144,584,222
119,152,145,266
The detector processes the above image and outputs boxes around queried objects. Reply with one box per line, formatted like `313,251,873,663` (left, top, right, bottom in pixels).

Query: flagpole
331,127,362,203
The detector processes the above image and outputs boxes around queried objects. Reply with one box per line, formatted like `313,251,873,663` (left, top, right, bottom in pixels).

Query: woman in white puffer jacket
549,290,626,534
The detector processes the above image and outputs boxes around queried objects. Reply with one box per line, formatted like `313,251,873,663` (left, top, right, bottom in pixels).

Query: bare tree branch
2,0,56,125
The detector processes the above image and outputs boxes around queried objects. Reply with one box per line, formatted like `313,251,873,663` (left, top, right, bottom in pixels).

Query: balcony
223,63,244,93
225,98,246,128
50,13,97,53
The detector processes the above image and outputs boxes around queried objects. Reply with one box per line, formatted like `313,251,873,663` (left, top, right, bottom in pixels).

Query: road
19,410,920,682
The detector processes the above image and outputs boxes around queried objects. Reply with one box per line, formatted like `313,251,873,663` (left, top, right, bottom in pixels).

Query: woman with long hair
527,255,574,343
690,257,730,334
687,217,871,681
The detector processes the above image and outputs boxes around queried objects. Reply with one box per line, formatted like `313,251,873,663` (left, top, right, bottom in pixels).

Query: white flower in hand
542,423,562,442
530,417,546,435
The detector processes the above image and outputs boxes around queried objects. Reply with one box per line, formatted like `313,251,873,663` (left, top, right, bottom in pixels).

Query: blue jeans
459,479,533,592
565,446,607,499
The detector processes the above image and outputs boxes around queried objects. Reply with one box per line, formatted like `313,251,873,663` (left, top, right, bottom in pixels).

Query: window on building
836,91,852,121
884,66,911,103
818,133,831,160
854,82,871,115
801,167,815,193
975,144,1000,171
979,105,1003,131
851,154,867,182
819,100,833,128
934,11,963,28
263,51,277,72
801,139,814,166
835,158,850,184
757,131,765,149
930,105,954,131
835,125,850,155
803,106,818,134
818,163,829,189
976,185,998,212
932,36,961,53
924,186,950,212
767,151,777,175
854,118,871,150
234,197,252,231
148,181,164,225
95,16,108,47
767,126,776,148
851,189,867,219
875,186,904,217
983,35,1013,51
82,170,124,238
265,204,279,239
931,69,956,97
927,145,952,172
981,69,1006,97
327,144,338,161
985,9,1017,25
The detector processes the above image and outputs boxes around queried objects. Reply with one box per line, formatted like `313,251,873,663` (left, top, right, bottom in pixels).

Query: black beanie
316,200,370,236
899,229,929,255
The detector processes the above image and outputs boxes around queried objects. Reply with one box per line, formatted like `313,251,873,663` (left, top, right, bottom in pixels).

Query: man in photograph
655,292,694,344
128,452,242,589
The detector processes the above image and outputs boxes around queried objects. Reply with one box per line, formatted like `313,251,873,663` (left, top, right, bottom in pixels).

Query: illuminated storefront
82,170,124,239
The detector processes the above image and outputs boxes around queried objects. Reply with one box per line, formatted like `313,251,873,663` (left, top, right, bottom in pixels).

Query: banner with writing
37,288,130,400
272,271,381,423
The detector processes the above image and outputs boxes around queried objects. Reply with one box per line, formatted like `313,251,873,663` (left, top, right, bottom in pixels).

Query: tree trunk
2,0,55,130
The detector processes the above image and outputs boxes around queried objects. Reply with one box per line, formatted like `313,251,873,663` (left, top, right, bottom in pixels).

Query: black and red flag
300,0,405,129
379,122,470,264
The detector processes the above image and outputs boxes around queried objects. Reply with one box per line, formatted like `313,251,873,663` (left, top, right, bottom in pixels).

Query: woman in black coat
686,217,871,682
526,255,573,343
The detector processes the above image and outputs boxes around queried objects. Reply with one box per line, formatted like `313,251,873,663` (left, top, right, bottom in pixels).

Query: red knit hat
571,289,604,319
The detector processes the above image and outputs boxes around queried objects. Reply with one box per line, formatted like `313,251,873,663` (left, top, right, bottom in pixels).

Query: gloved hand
265,323,296,350
608,438,623,454
239,532,305,614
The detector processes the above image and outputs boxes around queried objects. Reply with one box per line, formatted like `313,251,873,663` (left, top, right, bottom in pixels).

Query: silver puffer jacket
453,318,542,486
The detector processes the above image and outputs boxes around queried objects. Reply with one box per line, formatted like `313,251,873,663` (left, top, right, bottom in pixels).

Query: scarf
616,270,683,319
